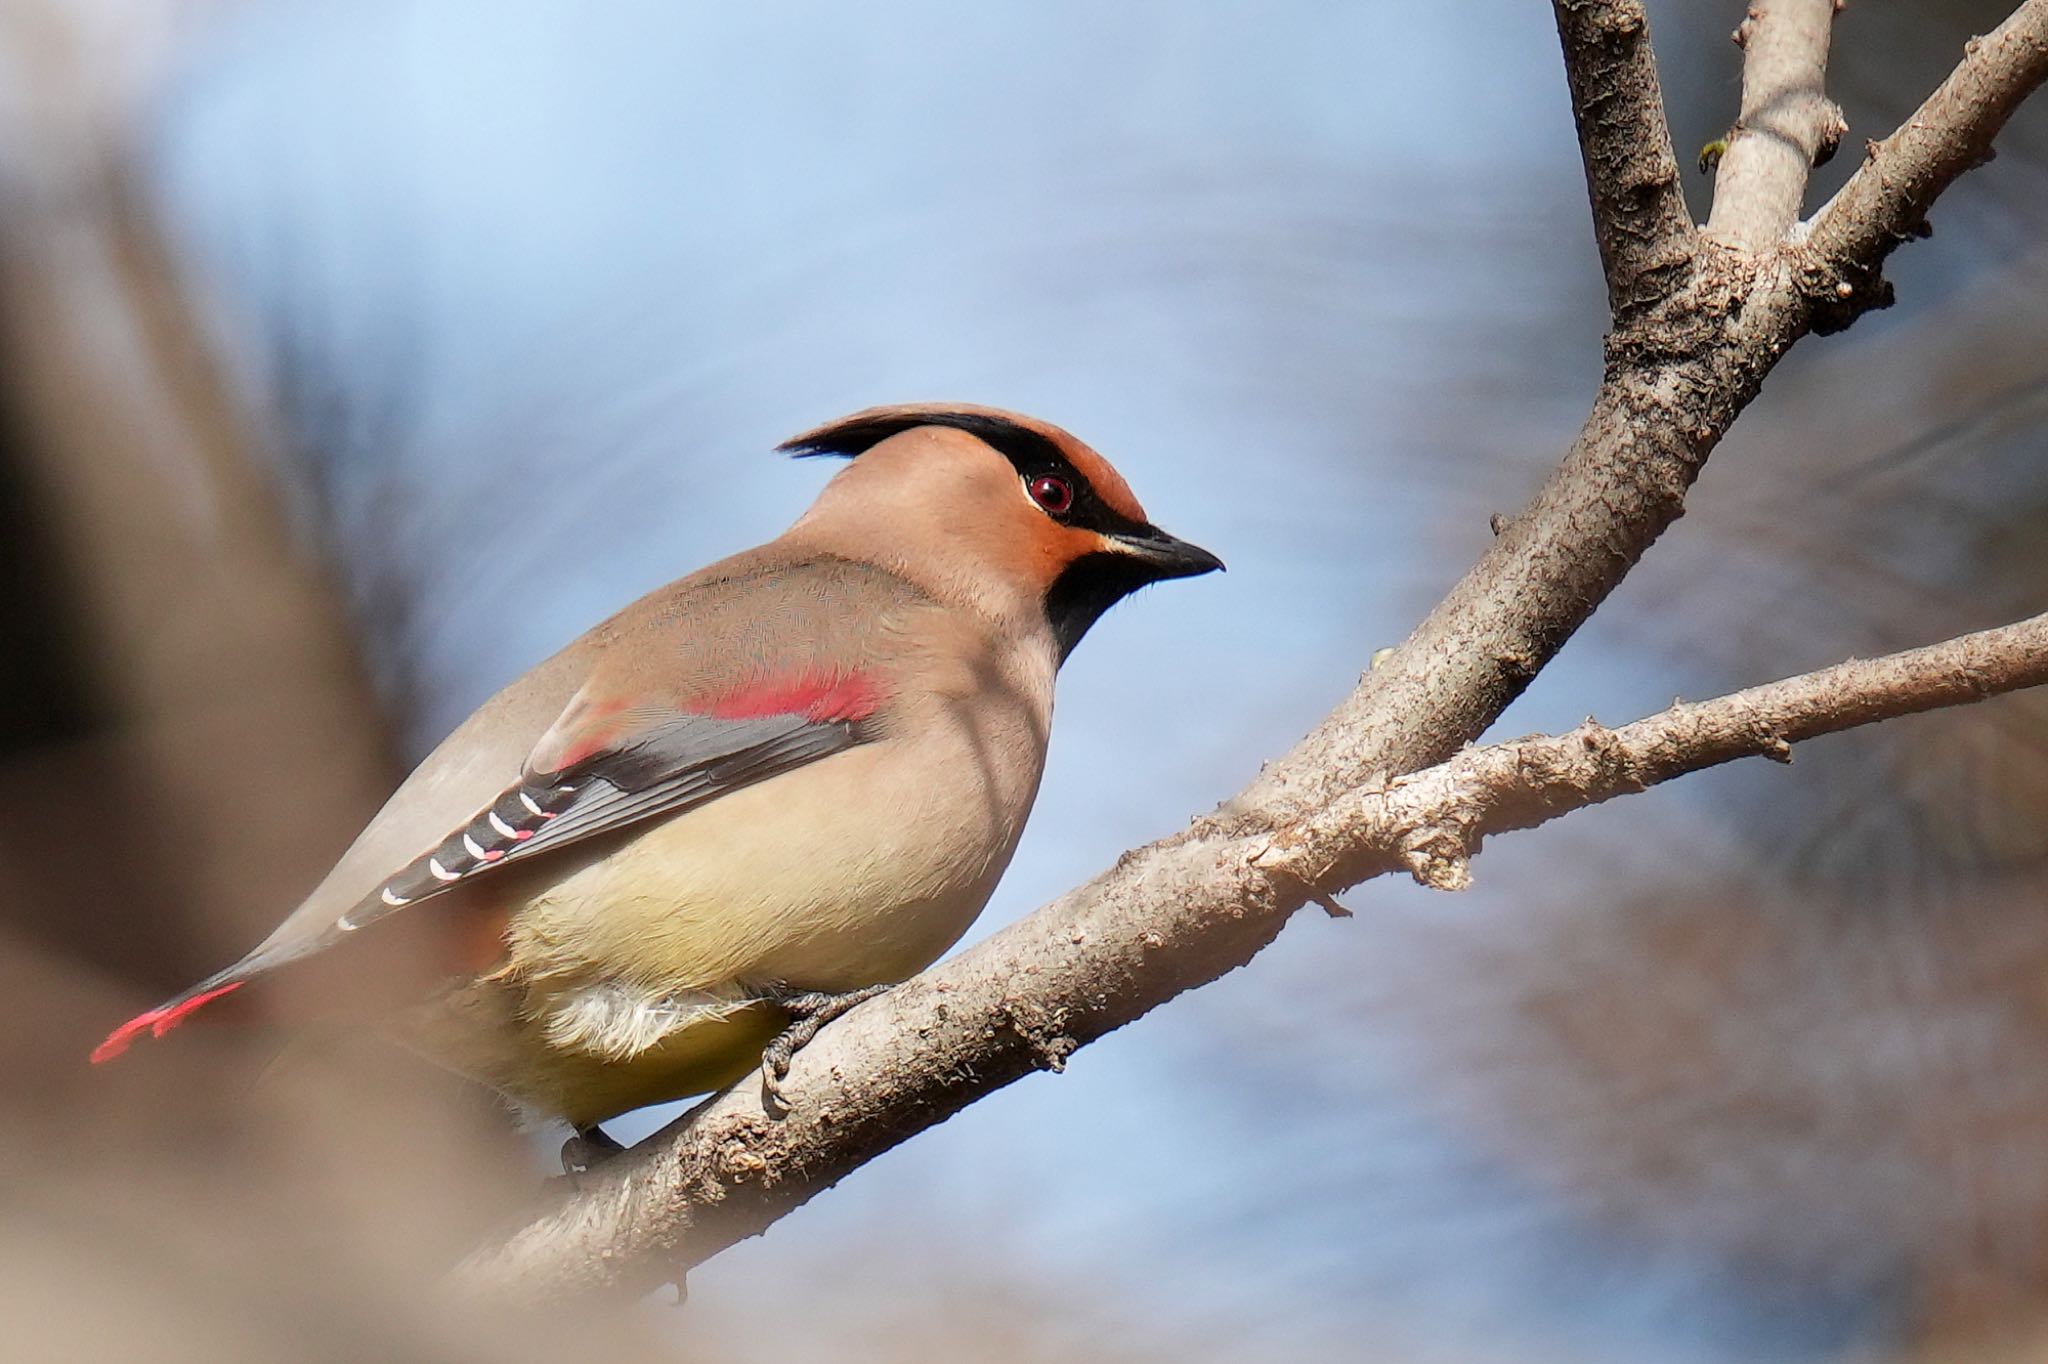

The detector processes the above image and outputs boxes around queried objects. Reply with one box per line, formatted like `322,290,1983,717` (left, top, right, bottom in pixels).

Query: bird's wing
344,667,880,931
92,553,920,1061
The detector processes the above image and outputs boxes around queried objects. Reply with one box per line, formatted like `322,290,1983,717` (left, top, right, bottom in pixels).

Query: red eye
1027,475,1074,515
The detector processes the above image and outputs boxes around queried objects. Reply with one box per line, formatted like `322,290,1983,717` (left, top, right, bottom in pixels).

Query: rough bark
1550,0,1698,315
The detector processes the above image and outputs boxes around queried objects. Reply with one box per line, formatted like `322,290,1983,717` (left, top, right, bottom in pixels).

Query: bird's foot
761,984,894,1109
560,1123,626,1175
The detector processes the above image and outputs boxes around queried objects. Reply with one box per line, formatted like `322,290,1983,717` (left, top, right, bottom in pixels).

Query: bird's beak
1104,525,1225,581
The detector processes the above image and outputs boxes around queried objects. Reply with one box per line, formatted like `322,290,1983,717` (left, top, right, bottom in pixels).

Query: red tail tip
90,980,246,1064
88,1021,146,1065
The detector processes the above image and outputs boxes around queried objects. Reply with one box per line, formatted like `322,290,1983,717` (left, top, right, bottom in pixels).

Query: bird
90,403,1222,1149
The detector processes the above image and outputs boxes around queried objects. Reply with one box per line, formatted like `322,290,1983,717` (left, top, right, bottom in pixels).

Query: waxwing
93,404,1221,1142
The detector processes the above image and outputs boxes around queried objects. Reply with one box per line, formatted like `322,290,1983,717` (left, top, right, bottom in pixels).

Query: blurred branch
455,0,2048,1300
1705,0,1844,251
0,0,396,982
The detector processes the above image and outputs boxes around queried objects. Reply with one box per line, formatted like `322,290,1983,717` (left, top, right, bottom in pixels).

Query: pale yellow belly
396,726,1043,1123
515,734,1034,991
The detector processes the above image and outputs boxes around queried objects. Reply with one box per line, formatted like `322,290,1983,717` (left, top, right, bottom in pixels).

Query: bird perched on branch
91,404,1221,1149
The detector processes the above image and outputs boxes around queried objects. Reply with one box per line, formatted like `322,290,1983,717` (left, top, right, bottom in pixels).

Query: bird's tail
90,973,248,1064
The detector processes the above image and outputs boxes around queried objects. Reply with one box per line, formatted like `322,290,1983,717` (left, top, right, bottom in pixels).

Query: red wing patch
90,980,246,1064
538,696,634,773
706,670,879,724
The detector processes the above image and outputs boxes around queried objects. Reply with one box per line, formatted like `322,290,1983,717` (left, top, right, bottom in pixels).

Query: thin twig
1806,0,2048,293
1263,610,2048,895
1706,0,1844,251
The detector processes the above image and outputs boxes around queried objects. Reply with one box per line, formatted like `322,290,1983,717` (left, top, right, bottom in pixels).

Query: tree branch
455,608,2048,1301
1705,0,1845,252
1256,610,2048,897
1229,0,2048,827
1805,0,2048,309
1550,0,1698,313
452,1,2048,1301
1225,1,1720,837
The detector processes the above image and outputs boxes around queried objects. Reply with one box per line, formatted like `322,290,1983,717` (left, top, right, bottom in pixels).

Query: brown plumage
93,404,1221,1130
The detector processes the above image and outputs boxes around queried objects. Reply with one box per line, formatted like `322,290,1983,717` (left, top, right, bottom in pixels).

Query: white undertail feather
539,980,756,1060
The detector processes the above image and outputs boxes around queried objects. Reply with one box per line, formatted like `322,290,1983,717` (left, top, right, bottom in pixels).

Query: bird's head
782,403,1222,660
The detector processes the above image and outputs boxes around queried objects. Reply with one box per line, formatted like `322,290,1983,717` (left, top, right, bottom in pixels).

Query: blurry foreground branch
0,4,395,987
458,0,2048,1299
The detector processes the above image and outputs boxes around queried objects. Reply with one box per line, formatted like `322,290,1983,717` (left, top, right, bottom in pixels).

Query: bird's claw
760,984,895,1110
560,1123,626,1175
